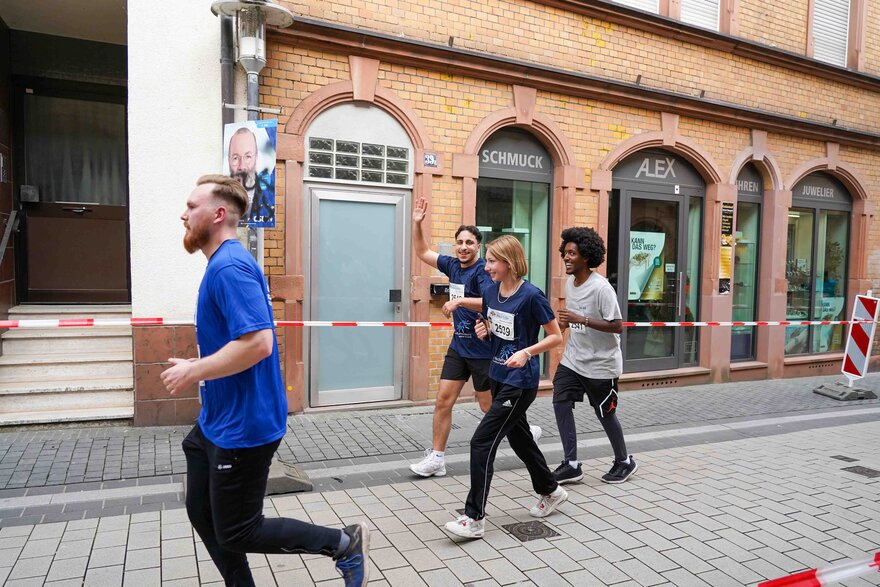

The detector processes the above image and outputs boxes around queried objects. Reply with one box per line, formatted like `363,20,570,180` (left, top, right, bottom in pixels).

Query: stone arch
453,86,584,375
275,56,440,410
597,130,724,185
729,148,783,191
784,158,869,201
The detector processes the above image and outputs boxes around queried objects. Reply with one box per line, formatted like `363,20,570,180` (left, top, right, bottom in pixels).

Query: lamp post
211,0,294,121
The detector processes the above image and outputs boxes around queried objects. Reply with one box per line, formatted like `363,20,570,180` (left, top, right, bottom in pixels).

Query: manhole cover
841,466,880,478
501,521,560,542
831,455,859,462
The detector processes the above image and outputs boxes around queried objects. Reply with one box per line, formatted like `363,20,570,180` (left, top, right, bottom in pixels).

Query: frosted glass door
309,190,405,406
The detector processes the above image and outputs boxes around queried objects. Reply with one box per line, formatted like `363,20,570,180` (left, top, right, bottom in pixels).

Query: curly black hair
559,227,606,269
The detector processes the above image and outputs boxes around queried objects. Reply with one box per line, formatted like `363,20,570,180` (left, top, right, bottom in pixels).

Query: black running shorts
552,363,619,418
440,348,491,392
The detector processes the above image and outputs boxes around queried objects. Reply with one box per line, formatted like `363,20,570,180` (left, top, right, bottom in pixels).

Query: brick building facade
231,0,879,415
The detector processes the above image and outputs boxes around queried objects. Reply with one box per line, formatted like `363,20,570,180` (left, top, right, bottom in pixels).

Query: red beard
183,222,210,254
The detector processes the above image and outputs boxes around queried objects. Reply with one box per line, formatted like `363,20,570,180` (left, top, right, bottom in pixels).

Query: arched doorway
609,149,706,372
302,102,414,407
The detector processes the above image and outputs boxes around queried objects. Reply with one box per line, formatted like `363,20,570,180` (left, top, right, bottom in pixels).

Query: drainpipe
220,16,234,126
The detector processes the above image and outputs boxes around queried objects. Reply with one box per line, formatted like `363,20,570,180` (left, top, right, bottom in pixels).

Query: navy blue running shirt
437,255,493,359
482,280,555,389
195,239,287,449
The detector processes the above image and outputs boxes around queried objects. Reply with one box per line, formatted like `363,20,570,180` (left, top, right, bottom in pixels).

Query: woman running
444,235,566,539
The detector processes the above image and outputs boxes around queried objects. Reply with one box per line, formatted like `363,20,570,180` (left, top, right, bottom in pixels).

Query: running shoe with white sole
529,485,568,518
553,461,584,484
409,449,446,477
601,456,638,484
444,515,485,539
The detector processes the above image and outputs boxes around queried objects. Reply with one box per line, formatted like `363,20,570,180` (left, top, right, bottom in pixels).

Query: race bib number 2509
487,308,515,341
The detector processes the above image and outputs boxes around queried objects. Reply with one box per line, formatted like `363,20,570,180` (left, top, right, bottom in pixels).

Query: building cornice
269,18,880,150
533,0,880,92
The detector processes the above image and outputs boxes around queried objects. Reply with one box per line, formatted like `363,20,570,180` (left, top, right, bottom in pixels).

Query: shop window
785,173,851,356
811,0,850,67
680,0,720,31
731,165,762,362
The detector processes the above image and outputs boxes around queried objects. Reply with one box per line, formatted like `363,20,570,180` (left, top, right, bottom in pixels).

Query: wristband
523,349,532,359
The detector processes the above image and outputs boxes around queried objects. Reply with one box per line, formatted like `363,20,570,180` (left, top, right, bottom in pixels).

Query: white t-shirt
560,272,623,379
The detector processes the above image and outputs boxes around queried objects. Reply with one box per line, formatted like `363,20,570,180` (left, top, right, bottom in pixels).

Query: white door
306,186,408,406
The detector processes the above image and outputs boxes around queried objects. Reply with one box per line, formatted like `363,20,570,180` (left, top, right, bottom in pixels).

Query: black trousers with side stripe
464,380,558,520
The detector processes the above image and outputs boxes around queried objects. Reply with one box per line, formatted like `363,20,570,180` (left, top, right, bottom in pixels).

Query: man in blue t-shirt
160,175,368,587
409,198,542,478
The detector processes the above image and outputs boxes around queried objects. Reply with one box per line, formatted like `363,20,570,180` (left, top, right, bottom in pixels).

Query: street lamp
211,0,294,120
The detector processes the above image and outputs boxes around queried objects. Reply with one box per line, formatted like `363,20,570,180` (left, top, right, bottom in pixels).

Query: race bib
449,283,465,301
487,307,515,341
568,306,587,333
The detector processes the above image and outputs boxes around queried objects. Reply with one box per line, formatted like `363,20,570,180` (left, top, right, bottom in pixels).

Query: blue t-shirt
437,255,493,359
195,240,287,449
482,280,555,389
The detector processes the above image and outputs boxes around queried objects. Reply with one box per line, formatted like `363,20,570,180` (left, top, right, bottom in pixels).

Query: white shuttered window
680,0,720,30
610,0,660,14
813,0,850,67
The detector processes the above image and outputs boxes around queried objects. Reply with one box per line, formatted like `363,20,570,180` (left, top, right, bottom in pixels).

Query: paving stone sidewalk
0,373,878,492
1,418,879,586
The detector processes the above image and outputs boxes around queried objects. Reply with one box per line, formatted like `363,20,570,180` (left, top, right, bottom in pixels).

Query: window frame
807,0,867,69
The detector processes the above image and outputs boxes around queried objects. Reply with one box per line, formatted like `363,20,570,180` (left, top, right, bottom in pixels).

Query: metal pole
245,71,260,259
220,16,234,126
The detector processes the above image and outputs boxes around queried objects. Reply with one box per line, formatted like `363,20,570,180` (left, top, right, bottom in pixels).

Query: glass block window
307,138,411,186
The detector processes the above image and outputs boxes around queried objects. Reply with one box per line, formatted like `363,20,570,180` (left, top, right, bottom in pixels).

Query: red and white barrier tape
758,550,880,586
0,318,878,329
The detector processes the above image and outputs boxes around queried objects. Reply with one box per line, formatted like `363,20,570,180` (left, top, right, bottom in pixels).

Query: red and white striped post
757,550,880,586
841,294,880,386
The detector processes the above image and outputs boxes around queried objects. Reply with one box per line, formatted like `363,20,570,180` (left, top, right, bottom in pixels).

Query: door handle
63,207,92,214
677,272,684,318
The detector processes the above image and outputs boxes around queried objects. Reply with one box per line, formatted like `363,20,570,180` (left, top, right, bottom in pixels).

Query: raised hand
412,197,428,224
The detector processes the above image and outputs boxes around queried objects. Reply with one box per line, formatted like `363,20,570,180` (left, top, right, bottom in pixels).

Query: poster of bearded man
222,119,277,228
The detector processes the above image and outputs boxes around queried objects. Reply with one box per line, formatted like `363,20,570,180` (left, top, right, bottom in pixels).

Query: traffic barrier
0,318,878,329
757,550,880,586
842,295,880,382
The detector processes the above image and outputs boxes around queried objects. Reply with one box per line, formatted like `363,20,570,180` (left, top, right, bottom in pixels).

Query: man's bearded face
228,131,257,191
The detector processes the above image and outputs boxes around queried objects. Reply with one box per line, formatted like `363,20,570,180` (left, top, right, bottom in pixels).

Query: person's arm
503,319,563,368
442,296,482,317
412,197,439,268
160,329,274,395
563,313,622,334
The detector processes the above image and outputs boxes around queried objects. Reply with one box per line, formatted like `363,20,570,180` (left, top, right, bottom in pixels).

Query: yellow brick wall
737,0,808,54
866,0,880,77
264,32,880,396
279,0,879,134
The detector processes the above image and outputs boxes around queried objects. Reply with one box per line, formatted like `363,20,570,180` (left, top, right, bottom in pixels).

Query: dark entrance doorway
13,80,129,303
609,150,705,373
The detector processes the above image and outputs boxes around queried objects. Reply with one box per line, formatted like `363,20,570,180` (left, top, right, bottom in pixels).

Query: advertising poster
222,119,277,228
628,231,666,301
719,202,734,294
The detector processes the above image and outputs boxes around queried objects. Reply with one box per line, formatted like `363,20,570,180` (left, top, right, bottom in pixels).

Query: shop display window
731,201,760,361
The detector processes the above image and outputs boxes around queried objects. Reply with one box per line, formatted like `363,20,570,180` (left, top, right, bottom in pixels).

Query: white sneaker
530,425,542,443
529,485,568,518
444,515,485,538
409,449,446,477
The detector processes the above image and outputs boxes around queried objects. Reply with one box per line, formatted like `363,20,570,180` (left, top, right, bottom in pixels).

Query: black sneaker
601,456,638,484
553,461,584,484
335,521,370,587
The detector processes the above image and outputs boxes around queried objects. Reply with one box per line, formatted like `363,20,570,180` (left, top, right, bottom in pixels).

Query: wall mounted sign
719,202,734,294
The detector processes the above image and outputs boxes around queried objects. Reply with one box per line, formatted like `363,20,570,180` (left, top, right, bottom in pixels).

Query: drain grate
831,455,859,462
841,466,880,478
502,521,560,542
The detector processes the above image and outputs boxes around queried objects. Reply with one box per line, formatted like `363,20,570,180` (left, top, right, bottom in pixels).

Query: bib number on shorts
487,308,515,341
449,283,465,301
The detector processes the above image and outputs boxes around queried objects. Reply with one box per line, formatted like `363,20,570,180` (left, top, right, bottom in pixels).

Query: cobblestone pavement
0,374,878,529
0,417,878,586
